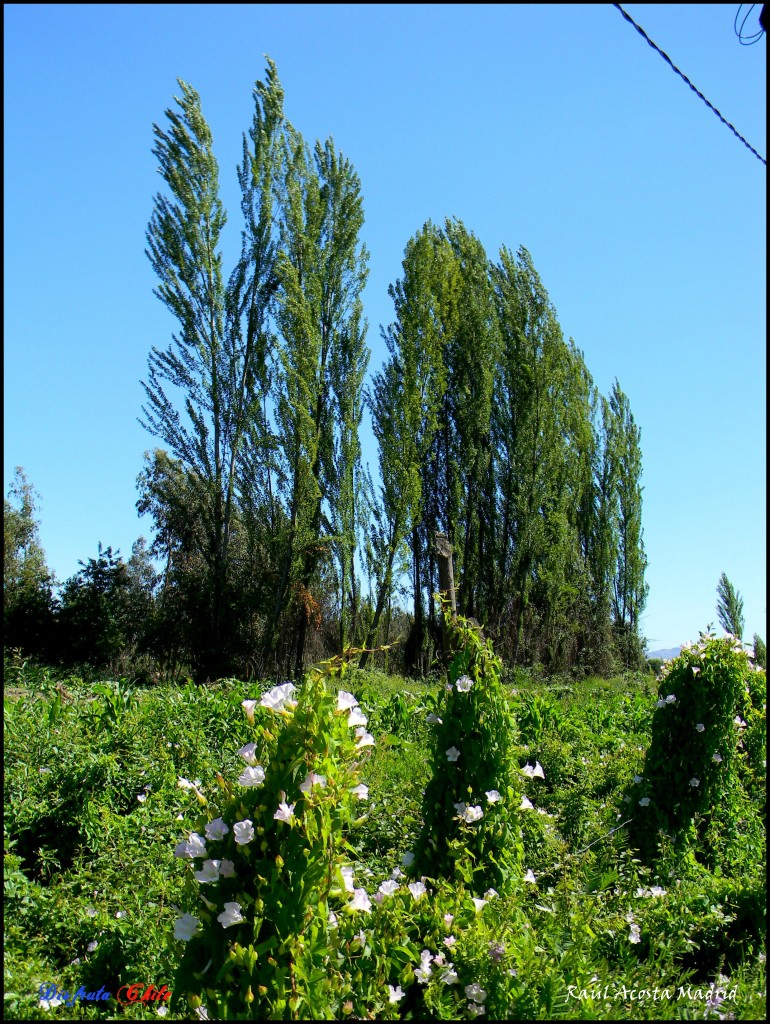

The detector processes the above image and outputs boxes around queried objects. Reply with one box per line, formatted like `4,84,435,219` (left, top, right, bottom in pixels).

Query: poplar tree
140,63,285,678
716,572,745,640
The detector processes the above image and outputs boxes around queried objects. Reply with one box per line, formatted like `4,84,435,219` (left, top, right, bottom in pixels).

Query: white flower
712,752,723,763
178,778,206,801
414,950,433,983
654,699,666,708
175,832,208,859
86,906,97,917
241,699,258,723
137,792,147,803
521,761,545,779
299,771,327,793
238,765,266,788
696,723,705,732
444,934,457,947
484,888,499,900
485,789,502,803
632,775,643,784
402,851,415,868
194,859,221,884
341,865,355,892
205,817,229,841
391,866,404,879
524,868,537,884
355,727,375,749
217,901,245,928
443,913,454,926
233,820,255,845
219,859,235,878
87,940,98,952
350,888,372,912
337,690,359,711
157,1008,169,1018
388,985,405,1003
409,881,427,900
468,1003,486,1017
648,885,667,897
426,713,443,724
347,707,368,727
465,983,487,1003
455,675,473,692
639,797,650,807
665,694,677,703
471,897,487,912
440,965,460,984
274,801,295,823
38,996,65,1009
446,746,461,762
379,879,399,897
260,682,297,711
350,783,369,800
689,777,700,787
519,795,534,810
691,665,701,675
237,742,258,765
628,923,641,944
462,805,484,823
734,715,746,728
328,910,338,927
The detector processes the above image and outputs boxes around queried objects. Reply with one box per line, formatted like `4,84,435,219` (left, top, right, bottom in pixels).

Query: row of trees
5,59,652,681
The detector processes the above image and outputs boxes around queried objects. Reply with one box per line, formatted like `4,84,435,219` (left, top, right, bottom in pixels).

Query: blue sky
4,3,766,652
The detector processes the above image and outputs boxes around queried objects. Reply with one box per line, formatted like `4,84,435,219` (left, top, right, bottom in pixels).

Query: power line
613,4,766,166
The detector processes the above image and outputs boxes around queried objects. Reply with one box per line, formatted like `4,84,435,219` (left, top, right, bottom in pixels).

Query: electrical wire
613,4,766,166
734,4,765,45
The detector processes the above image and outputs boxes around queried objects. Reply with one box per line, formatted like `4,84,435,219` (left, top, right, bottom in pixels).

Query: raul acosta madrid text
567,982,738,1004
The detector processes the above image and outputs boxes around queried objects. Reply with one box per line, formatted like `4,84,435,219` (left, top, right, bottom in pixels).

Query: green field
4,640,765,1020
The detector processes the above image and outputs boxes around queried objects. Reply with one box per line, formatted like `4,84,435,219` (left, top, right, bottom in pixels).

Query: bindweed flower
350,888,372,912
446,746,460,762
337,690,359,711
484,888,499,900
628,922,641,944
178,778,206,801
444,934,457,947
388,985,404,1003
217,902,245,928
489,941,506,963
471,897,487,912
237,742,258,765
524,868,537,884
696,723,706,732
485,789,502,803
175,832,208,859
86,907,97,917
690,777,700,787
205,817,229,841
87,940,98,952
691,666,701,675
378,879,399,897
274,800,295,824
414,949,433,983
468,1004,486,1017
260,682,297,711
299,771,327,793
648,885,667,897
115,910,126,919
633,775,643,784
639,797,650,807
462,805,484,823
665,694,677,704
341,865,355,892
519,795,534,810
350,783,369,800
355,727,375,749
521,761,545,779
238,765,266,788
218,859,235,878
426,713,443,724
455,675,473,692
465,983,487,1004
654,699,666,708
734,715,746,728
241,699,258,724
328,910,338,928
443,913,454,926
347,707,368,728
409,881,427,900
712,752,723,763
137,793,147,803
440,965,460,984
194,860,221,884
233,820,255,845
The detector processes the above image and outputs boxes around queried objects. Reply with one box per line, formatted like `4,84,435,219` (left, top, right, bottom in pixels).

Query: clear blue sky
4,4,766,652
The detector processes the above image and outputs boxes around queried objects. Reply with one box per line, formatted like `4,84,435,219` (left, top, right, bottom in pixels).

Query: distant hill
647,647,681,661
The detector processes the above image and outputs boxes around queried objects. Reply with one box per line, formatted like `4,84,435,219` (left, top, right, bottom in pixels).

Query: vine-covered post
435,531,456,659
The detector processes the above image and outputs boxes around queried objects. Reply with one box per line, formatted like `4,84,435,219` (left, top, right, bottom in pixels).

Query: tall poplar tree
141,63,285,678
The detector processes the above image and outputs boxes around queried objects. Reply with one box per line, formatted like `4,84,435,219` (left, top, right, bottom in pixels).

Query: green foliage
753,632,766,669
627,629,765,870
413,609,524,894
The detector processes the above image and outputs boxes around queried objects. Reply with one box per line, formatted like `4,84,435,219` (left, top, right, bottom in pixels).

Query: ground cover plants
4,621,766,1020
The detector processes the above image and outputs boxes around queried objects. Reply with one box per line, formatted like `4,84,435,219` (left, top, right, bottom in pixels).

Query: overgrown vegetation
4,618,765,1020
